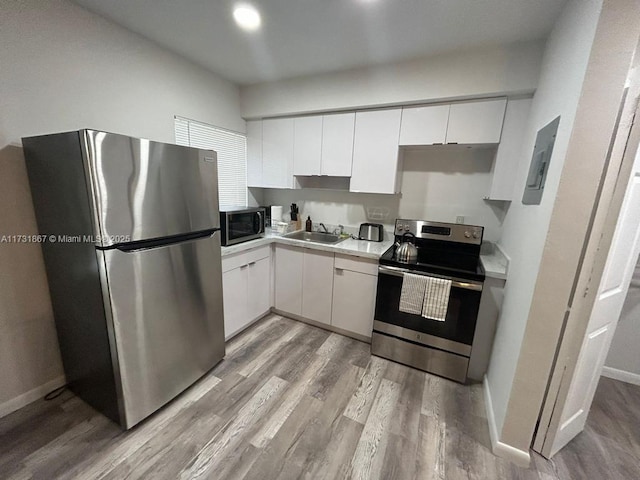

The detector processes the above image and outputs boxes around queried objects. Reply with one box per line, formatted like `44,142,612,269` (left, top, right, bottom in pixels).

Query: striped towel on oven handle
398,273,428,315
422,276,452,321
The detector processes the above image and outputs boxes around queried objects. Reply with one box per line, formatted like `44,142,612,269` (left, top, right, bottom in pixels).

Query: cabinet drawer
222,245,271,272
334,254,378,276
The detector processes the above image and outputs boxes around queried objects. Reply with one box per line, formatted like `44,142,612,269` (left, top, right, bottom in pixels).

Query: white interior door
547,142,640,455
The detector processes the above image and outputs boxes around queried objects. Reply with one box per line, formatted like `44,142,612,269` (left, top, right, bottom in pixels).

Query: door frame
533,64,640,457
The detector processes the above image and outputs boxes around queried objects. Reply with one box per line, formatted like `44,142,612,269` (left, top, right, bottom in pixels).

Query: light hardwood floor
0,314,638,479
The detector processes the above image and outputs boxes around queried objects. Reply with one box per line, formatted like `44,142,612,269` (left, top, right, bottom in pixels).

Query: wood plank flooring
552,376,640,480
0,314,638,479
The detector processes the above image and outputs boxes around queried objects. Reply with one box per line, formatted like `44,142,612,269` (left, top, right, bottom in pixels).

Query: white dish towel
422,276,452,321
399,273,428,315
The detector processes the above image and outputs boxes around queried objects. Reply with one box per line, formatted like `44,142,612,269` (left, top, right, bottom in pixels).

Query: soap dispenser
305,216,312,232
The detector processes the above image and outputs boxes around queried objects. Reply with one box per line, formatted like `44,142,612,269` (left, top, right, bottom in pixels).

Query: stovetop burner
380,245,485,280
381,219,486,282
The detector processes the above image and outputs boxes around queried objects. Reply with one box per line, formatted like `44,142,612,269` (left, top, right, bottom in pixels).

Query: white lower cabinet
248,257,271,320
222,266,249,340
275,245,334,323
222,246,271,340
331,255,378,339
274,245,304,315
302,249,334,325
273,246,379,341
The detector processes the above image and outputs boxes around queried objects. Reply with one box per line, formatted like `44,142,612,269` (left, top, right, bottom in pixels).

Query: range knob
464,231,472,238
397,225,404,232
472,231,480,239
404,224,410,231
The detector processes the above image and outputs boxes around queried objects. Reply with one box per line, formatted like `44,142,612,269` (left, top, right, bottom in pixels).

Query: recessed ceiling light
233,3,261,32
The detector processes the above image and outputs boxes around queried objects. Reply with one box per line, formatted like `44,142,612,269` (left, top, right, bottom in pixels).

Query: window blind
174,116,248,208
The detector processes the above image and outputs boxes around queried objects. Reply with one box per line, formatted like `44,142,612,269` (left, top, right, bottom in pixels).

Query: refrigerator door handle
109,228,220,253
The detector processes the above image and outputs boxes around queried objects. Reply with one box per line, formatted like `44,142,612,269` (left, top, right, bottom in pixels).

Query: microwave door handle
255,211,263,234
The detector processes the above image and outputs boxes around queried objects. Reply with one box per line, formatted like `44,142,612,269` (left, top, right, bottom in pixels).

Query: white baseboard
602,366,640,386
0,375,66,419
483,375,531,468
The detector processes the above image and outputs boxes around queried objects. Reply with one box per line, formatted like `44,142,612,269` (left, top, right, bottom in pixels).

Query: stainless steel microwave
219,207,266,246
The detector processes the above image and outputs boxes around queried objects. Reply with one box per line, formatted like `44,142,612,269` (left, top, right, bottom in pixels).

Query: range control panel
395,219,483,245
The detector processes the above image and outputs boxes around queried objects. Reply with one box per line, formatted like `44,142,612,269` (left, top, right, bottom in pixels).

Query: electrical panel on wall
522,116,560,205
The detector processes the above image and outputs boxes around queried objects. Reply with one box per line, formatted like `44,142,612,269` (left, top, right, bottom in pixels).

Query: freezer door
98,232,225,428
82,130,220,247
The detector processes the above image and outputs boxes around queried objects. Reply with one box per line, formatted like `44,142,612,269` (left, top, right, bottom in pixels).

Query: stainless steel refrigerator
22,129,225,429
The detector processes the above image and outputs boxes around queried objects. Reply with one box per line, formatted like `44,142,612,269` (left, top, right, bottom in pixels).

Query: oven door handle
378,265,483,291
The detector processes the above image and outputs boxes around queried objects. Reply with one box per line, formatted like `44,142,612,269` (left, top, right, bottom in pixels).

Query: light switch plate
456,215,465,224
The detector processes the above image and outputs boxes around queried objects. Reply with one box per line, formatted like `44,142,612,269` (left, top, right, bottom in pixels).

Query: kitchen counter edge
220,234,508,280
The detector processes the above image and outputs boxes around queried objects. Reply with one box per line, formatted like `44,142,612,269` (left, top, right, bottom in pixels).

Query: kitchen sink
284,231,347,244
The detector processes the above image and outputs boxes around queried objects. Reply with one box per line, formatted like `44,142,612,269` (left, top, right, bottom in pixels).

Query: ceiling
74,0,567,86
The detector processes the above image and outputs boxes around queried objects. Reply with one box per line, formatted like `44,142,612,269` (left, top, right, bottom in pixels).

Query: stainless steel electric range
371,219,485,383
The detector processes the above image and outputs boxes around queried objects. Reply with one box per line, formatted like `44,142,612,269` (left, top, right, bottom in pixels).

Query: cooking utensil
396,232,418,263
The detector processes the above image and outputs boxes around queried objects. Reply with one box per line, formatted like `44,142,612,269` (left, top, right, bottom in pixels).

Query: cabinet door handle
248,261,256,266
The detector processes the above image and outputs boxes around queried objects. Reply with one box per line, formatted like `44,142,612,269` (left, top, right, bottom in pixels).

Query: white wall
262,147,508,242
485,0,603,435
604,256,640,382
240,42,544,119
398,148,507,242
0,0,244,416
0,0,244,148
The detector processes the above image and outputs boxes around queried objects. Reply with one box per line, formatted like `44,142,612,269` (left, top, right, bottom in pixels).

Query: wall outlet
456,215,465,224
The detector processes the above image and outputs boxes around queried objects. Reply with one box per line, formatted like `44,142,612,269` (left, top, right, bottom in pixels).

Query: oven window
374,272,481,345
226,212,261,241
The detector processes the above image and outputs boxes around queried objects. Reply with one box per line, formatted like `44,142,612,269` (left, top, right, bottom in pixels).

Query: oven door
374,265,483,355
222,210,264,246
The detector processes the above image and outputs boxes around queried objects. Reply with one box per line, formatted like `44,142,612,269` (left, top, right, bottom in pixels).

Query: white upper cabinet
247,98,509,190
262,118,294,188
350,109,402,194
321,113,355,176
399,104,449,146
486,98,533,201
246,120,262,187
293,116,323,176
446,99,507,144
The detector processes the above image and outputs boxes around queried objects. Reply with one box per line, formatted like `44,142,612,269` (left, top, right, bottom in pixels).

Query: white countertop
221,230,393,261
221,231,509,280
480,246,508,280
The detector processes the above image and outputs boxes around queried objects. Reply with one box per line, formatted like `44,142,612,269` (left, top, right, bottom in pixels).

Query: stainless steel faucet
318,223,329,233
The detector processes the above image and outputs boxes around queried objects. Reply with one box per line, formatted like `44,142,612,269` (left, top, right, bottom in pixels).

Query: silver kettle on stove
395,232,418,263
